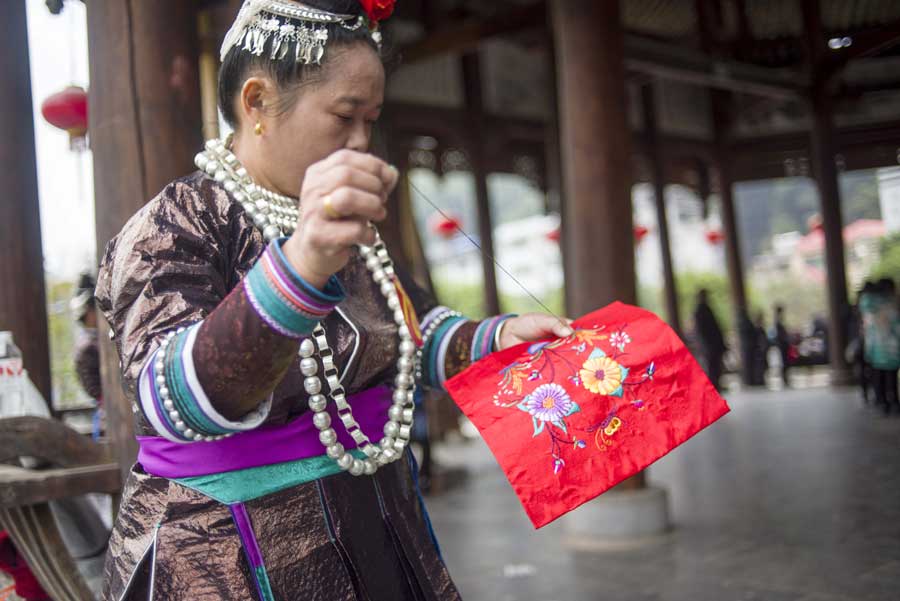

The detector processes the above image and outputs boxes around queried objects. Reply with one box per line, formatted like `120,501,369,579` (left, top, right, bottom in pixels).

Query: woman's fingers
500,314,575,350
322,187,387,222
381,164,400,197
522,314,573,339
307,218,375,250
551,317,575,338
313,163,386,198
287,149,398,284
314,149,396,188
523,314,574,339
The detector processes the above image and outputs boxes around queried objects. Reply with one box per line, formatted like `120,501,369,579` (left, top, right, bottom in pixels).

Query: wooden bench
0,416,121,601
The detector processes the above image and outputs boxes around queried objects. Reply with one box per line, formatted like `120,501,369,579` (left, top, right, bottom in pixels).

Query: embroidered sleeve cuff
138,323,272,443
472,314,517,361
243,238,345,339
418,306,469,389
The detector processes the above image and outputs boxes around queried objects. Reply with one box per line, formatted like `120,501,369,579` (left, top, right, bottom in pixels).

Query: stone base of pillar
562,486,671,550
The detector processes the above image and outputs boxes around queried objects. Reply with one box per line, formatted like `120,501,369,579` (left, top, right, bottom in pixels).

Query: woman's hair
218,0,382,128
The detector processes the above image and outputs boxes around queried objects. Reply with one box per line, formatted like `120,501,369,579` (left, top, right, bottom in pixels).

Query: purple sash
136,386,392,479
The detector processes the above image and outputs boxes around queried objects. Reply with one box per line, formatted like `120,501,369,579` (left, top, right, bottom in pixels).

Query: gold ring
322,195,341,220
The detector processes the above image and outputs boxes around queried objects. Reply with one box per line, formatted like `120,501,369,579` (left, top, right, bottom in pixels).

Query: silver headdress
220,0,379,65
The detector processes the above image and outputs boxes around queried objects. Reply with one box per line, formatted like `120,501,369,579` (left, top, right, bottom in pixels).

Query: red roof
796,219,885,255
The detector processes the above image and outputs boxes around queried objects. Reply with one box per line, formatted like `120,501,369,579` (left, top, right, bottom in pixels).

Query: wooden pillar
543,21,572,310
378,132,421,282
717,179,748,311
461,52,502,316
697,0,752,384
0,0,52,405
801,0,851,382
641,82,681,336
87,0,203,477
198,11,221,141
552,0,636,313
711,91,753,385
552,0,642,489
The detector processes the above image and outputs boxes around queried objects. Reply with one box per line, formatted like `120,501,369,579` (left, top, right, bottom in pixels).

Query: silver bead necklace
195,139,417,475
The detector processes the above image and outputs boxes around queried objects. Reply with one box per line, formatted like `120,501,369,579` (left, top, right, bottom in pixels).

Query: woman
95,1,570,599
860,278,900,414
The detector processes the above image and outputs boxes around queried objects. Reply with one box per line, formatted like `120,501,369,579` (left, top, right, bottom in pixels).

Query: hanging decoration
41,86,88,150
633,224,649,243
546,227,561,243
429,212,462,239
705,228,725,245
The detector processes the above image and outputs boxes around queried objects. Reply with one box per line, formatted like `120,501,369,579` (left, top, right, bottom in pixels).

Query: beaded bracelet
414,308,462,384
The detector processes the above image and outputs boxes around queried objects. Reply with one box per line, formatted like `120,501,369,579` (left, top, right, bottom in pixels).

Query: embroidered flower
517,383,581,436
522,383,574,423
609,330,631,352
580,356,624,395
631,399,646,409
359,0,395,23
573,325,605,340
646,362,656,380
528,370,542,381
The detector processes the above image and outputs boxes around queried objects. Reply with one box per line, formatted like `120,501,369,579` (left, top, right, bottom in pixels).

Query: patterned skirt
102,452,462,600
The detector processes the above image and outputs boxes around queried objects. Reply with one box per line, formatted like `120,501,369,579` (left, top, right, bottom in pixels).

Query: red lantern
430,213,461,239
41,86,88,147
705,229,725,245
546,227,561,243
633,225,649,243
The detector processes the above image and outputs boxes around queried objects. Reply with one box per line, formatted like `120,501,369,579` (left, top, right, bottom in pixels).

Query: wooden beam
0,416,112,468
0,464,121,508
399,0,806,101
401,3,546,63
824,20,900,78
623,35,805,101
88,0,204,478
0,0,52,407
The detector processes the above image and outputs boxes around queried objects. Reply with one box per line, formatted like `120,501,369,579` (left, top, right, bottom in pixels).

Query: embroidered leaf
588,347,606,360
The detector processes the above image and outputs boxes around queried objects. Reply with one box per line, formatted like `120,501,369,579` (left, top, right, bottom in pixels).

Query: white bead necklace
195,139,417,476
195,137,299,241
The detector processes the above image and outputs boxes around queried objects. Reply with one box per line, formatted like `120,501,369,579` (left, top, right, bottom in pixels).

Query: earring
254,122,264,136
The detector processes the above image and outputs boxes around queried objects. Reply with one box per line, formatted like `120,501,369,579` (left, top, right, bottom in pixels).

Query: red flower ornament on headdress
359,0,395,23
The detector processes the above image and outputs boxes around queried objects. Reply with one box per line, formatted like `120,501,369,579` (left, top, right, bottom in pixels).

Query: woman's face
240,43,386,198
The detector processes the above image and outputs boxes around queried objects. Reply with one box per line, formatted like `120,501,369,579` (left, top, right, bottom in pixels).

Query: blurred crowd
690,277,899,408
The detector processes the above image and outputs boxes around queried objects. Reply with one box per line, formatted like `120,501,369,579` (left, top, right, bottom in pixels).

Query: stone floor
423,385,900,601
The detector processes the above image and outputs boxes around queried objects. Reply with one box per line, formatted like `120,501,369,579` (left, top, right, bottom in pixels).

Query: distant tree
870,233,900,282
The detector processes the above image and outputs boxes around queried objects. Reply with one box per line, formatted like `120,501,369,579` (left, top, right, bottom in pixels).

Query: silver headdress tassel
220,0,376,66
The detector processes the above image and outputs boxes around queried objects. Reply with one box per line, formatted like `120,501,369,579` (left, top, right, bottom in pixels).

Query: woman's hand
497,313,574,351
282,149,399,289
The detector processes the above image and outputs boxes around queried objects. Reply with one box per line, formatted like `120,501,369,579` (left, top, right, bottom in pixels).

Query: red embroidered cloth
445,302,730,528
